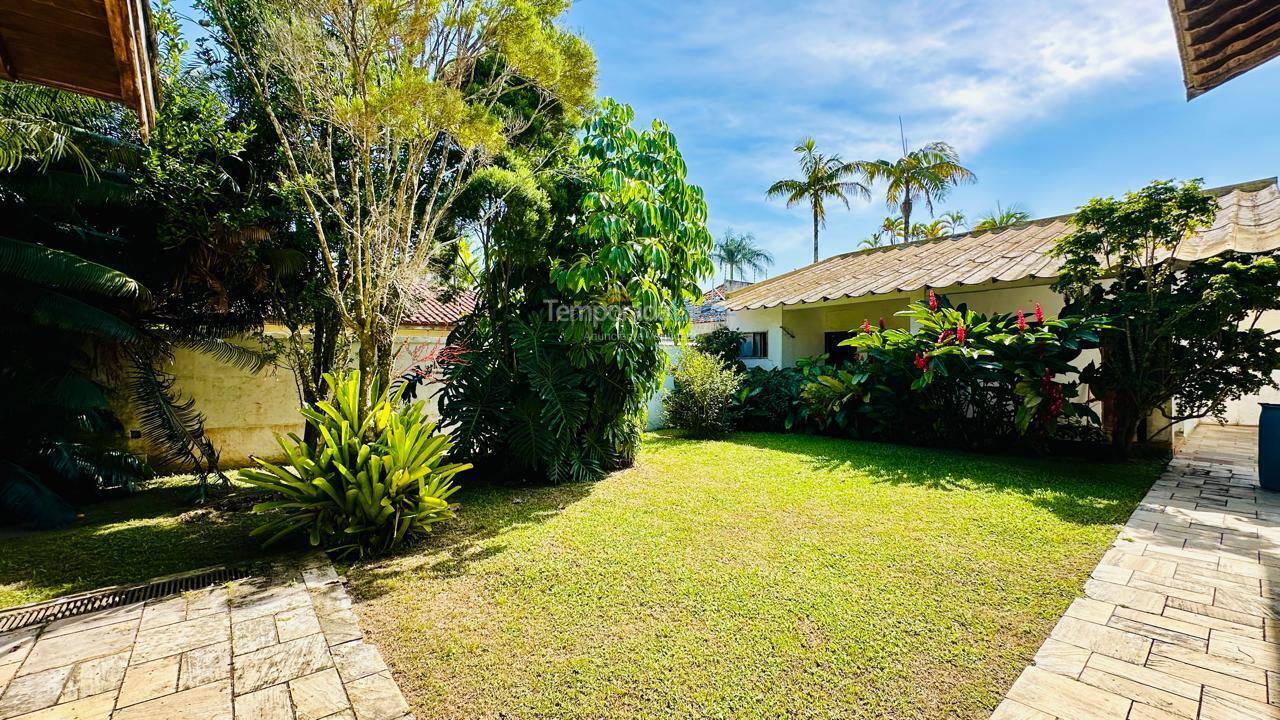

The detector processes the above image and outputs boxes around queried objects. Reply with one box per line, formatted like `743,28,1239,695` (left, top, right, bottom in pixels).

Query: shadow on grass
344,478,596,602
0,482,296,608
651,430,1162,527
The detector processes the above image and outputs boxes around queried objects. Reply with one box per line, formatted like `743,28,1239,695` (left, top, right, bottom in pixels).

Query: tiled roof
726,178,1280,311
402,282,476,327
1168,0,1280,99
689,280,752,324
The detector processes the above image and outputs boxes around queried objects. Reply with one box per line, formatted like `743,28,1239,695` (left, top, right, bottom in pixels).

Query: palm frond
11,285,144,343
125,360,211,469
0,237,150,302
176,337,272,373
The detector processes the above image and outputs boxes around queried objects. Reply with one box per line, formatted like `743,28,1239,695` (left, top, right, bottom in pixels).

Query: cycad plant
241,371,467,557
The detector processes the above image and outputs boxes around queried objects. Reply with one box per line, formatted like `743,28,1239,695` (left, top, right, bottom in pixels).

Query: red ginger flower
956,323,966,344
1017,309,1027,332
913,353,929,371
862,319,872,334
938,330,951,344
1034,302,1044,324
928,290,938,312
878,317,886,330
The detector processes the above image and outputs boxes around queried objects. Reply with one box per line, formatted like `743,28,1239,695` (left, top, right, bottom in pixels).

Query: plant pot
1261,403,1280,491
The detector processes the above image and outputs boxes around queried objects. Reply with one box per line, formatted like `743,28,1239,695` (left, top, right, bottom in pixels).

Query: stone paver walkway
0,554,411,720
993,424,1280,720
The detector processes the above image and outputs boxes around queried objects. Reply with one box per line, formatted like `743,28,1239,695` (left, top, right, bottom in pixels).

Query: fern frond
0,236,150,302
176,337,272,373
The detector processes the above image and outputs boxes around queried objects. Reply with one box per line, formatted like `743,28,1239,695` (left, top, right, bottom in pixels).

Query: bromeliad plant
241,371,469,557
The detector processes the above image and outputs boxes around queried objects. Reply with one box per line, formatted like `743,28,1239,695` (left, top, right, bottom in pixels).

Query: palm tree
854,125,976,239
766,138,870,264
974,202,1032,232
913,219,952,240
711,229,773,282
938,210,968,234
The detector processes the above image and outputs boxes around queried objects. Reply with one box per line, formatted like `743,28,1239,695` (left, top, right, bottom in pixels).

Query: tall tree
938,210,968,234
205,0,595,413
854,127,975,241
974,202,1032,231
766,138,869,264
711,229,773,282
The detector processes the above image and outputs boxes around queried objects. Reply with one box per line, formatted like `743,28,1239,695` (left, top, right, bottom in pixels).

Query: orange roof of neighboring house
689,280,752,324
726,178,1280,311
1167,0,1280,99
403,283,476,327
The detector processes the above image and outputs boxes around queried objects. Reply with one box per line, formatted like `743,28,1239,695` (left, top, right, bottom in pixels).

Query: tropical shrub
735,358,839,432
800,292,1104,448
440,100,714,482
693,327,746,370
665,351,742,438
1052,179,1280,452
241,371,468,557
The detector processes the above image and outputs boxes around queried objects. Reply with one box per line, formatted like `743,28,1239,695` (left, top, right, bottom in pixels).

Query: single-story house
724,177,1280,439
124,284,476,467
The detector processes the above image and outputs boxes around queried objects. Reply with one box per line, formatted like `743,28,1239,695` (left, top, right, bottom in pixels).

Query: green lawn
347,432,1160,719
0,433,1158,718
0,475,297,608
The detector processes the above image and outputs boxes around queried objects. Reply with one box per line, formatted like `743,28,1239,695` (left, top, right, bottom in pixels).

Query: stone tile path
0,554,412,720
993,424,1280,719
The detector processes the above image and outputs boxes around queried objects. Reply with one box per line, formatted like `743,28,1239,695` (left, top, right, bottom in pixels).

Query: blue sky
174,0,1280,286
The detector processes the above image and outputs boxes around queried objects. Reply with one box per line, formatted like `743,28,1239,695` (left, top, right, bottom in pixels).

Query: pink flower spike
1017,310,1026,332
1034,302,1044,324
878,317,886,330
862,319,872,334
928,290,938,312
956,323,966,344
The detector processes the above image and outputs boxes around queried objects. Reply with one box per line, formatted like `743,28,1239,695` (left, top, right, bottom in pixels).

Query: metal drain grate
0,564,259,633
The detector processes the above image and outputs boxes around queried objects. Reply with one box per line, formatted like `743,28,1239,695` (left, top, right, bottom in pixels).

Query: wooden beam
0,34,17,81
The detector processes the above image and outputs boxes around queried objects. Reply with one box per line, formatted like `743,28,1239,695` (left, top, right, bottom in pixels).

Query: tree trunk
811,203,819,264
356,328,377,419
901,197,913,243
1109,392,1142,456
302,303,340,450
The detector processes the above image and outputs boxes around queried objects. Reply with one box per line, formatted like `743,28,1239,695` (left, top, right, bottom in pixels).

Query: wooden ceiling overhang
0,0,158,138
1168,0,1280,99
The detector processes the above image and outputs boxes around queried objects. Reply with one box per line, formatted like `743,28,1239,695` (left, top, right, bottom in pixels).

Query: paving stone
290,668,348,720
989,699,1054,720
0,664,17,697
1100,549,1177,578
0,628,39,669
116,655,180,709
1049,616,1151,665
1166,597,1264,629
1112,607,1210,640
230,581,311,626
316,611,361,648
19,622,136,676
1083,579,1166,614
140,597,189,630
1031,637,1088,678
300,566,339,590
179,641,231,691
58,651,128,702
132,613,230,664
232,684,293,720
1214,590,1280,620
232,617,278,657
343,672,408,720
1206,631,1280,669
234,634,332,696
1064,598,1115,625
1005,666,1130,719
330,643,387,684
275,606,322,644
316,712,356,720
1078,666,1198,718
113,678,232,720
1149,640,1267,685
42,605,143,640
1199,686,1280,720
1129,703,1187,720
0,667,72,720
1127,573,1214,605
187,588,231,621
7,690,116,720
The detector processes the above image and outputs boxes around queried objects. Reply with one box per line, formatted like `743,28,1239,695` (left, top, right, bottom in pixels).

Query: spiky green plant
241,370,469,557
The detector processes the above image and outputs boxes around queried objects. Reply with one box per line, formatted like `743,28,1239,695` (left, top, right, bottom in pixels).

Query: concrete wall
122,325,452,469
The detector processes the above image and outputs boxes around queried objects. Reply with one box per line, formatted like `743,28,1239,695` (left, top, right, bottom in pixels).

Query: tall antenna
898,116,908,155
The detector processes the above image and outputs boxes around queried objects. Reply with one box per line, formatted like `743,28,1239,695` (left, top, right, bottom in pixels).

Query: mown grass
0,474,295,608
347,432,1161,719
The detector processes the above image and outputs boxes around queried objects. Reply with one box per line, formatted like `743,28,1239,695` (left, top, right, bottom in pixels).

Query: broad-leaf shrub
692,327,746,370
241,371,468,557
797,293,1103,447
664,350,742,437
